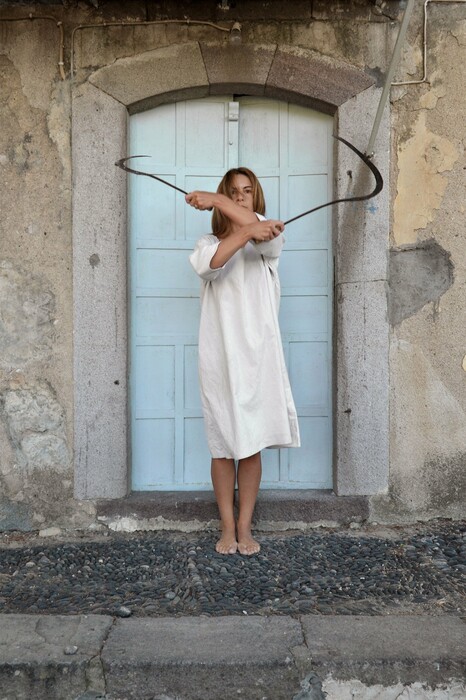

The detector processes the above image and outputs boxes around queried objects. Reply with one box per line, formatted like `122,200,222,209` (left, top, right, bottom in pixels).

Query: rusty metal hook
115,136,383,225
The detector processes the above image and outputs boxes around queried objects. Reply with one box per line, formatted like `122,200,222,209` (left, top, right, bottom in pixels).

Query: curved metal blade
283,136,383,225
115,155,189,195
115,138,383,227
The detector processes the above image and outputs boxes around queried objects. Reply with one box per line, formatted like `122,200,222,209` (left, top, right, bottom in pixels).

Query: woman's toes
237,537,260,556
215,536,238,555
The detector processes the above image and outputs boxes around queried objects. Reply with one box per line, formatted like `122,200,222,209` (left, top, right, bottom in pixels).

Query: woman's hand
247,219,284,242
185,191,216,211
208,218,285,270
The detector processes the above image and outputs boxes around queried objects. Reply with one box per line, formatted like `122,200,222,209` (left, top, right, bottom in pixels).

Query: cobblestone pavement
0,520,464,618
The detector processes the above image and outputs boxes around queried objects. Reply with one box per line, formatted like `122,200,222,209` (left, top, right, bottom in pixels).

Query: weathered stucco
377,7,466,523
0,12,92,530
371,338,466,522
394,112,458,245
0,0,465,530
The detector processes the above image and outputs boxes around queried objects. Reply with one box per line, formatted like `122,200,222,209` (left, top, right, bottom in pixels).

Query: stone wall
0,0,464,530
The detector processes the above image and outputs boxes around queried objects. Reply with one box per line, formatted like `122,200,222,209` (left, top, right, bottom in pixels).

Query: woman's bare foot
215,529,238,555
237,526,260,555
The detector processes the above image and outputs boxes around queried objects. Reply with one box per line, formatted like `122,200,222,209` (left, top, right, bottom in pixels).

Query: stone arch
88,42,374,114
72,41,389,502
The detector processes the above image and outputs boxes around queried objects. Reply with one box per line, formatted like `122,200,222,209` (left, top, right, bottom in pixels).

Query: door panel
129,96,333,490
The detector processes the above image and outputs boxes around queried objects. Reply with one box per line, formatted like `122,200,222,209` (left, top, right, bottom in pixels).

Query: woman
187,168,300,555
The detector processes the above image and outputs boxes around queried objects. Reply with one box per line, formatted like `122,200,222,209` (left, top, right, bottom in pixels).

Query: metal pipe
0,14,65,80
70,19,232,77
393,0,466,86
366,0,416,156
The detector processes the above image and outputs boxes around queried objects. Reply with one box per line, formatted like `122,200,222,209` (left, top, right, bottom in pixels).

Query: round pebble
64,646,78,655
116,606,132,618
0,522,463,618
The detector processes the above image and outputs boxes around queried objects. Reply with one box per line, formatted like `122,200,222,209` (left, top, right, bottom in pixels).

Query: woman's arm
185,191,258,228
210,219,284,269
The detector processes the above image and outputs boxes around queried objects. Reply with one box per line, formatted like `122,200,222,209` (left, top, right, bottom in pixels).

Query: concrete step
1,613,464,700
96,490,369,532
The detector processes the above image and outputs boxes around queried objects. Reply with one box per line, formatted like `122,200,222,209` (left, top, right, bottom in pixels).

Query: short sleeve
189,235,225,281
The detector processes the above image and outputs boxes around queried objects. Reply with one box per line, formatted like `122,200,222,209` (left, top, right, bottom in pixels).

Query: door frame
72,41,389,500
128,96,335,491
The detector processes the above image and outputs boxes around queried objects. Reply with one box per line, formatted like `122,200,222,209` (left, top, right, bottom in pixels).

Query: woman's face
229,174,254,211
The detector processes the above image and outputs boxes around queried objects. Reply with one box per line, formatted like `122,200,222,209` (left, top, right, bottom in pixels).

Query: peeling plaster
394,112,458,245
389,239,454,325
417,72,447,111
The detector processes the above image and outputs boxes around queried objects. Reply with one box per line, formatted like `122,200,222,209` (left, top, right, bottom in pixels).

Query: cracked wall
0,15,94,531
0,0,465,528
373,2,466,522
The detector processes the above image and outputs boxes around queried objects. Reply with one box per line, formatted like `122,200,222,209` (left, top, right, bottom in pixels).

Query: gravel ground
0,520,464,618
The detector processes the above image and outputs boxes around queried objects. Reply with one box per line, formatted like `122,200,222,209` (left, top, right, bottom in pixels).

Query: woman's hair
212,167,266,237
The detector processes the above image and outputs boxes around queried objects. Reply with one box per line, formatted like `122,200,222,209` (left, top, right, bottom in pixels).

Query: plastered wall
0,0,464,530
374,0,466,521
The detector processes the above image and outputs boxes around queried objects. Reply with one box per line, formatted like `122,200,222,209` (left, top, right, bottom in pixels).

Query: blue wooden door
129,97,333,490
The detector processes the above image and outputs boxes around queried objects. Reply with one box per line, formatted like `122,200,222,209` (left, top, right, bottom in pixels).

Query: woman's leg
211,457,238,554
236,452,262,555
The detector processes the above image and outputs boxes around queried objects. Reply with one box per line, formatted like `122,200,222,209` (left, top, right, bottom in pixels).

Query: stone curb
0,614,464,699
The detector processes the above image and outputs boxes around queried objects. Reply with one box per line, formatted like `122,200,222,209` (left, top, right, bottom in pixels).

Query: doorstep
96,490,369,532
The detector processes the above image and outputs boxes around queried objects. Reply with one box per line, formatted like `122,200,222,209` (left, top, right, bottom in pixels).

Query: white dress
189,219,300,460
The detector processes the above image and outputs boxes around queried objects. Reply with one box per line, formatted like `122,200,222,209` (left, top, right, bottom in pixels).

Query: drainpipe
366,0,416,156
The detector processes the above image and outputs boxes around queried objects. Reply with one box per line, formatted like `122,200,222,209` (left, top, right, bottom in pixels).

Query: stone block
89,42,209,108
201,42,276,96
0,614,113,700
254,490,369,525
103,616,303,700
266,45,374,113
335,87,389,285
72,82,129,500
300,615,466,686
335,280,389,495
96,490,370,531
0,498,33,532
97,490,218,523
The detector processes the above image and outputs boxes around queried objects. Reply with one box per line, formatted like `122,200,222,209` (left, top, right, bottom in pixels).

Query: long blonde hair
212,168,266,237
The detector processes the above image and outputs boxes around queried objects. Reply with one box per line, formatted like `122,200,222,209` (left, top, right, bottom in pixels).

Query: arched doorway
72,42,389,501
